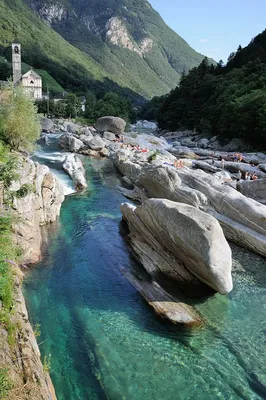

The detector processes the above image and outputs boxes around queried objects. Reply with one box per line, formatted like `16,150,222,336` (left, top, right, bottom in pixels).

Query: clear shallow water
24,153,266,400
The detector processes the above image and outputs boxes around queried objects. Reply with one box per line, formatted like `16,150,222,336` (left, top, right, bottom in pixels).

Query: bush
0,368,13,398
0,83,40,151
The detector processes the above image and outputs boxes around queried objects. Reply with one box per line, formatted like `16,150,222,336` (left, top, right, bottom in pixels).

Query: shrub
0,368,13,398
0,83,40,151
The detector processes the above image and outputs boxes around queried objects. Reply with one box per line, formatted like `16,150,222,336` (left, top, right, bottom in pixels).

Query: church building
12,41,43,100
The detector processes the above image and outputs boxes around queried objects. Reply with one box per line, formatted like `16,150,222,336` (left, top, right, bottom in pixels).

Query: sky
149,0,266,62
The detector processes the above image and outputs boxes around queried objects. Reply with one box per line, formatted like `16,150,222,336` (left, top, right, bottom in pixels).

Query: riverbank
0,154,64,399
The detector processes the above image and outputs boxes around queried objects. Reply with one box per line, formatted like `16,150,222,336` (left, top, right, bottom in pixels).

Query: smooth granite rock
114,149,266,257
10,157,64,264
96,116,126,135
237,179,266,204
62,154,87,190
122,268,203,327
121,199,233,294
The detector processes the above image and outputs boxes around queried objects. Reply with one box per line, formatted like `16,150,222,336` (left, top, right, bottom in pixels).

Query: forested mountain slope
0,0,205,100
153,29,266,146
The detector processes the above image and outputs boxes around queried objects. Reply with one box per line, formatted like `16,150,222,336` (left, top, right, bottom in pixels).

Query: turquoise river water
24,145,266,400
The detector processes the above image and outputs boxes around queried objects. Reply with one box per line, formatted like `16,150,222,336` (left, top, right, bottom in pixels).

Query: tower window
14,46,19,54
30,80,34,85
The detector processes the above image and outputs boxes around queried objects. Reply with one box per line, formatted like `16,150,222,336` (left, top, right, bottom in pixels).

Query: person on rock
237,170,242,181
221,158,225,169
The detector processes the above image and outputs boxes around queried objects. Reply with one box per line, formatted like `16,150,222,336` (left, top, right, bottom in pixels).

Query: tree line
140,29,266,147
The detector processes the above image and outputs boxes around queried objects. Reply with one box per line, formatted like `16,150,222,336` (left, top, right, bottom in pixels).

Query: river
23,140,266,400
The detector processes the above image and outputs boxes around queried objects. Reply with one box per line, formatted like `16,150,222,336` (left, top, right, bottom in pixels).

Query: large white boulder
96,116,126,135
121,199,233,294
62,154,87,190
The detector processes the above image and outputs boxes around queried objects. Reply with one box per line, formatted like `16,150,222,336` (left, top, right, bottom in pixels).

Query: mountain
0,0,206,100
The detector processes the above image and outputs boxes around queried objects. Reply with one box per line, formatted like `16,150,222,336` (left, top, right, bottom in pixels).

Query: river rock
96,116,126,135
237,179,266,204
193,160,220,173
218,161,266,178
258,163,266,172
59,133,85,153
180,138,196,148
197,138,210,149
103,131,116,141
122,268,203,327
99,148,109,157
60,125,67,132
222,138,248,152
62,154,87,190
114,149,266,258
88,135,105,150
41,117,54,132
121,199,233,294
80,133,93,145
67,122,81,134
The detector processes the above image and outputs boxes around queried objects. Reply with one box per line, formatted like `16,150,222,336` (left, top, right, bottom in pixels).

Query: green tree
0,84,40,151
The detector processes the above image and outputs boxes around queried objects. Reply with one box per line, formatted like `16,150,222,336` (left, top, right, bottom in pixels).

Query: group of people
174,160,184,169
116,136,149,153
233,153,243,162
238,170,258,181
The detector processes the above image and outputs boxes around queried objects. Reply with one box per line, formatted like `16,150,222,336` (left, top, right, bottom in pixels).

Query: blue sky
149,0,265,62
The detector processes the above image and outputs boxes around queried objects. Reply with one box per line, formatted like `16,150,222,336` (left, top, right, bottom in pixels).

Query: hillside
151,29,266,146
0,0,205,100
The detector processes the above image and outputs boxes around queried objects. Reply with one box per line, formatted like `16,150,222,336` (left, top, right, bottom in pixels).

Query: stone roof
22,69,42,80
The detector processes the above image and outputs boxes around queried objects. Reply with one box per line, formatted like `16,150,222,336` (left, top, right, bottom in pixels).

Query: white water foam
34,150,76,196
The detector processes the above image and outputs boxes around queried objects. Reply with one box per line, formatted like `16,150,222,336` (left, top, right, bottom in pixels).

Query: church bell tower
12,42,22,85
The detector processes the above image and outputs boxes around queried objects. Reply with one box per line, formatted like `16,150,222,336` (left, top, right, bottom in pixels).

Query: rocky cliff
0,265,57,400
0,156,64,399
11,156,64,264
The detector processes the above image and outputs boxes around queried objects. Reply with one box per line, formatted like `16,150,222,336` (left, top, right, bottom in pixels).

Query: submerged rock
122,268,203,327
121,199,233,294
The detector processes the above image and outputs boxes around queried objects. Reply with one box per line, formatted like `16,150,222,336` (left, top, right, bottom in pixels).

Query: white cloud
200,38,208,43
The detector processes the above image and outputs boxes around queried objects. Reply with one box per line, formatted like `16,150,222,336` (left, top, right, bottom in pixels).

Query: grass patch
0,212,18,345
0,368,13,398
